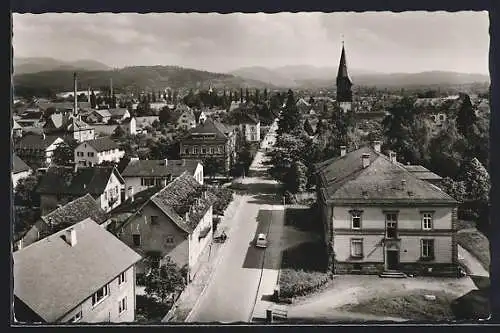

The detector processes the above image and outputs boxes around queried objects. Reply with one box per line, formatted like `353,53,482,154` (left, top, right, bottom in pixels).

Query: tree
461,157,490,203
52,139,78,166
287,160,307,193
255,89,260,104
440,177,467,203
240,88,243,103
456,94,477,139
308,96,315,105
90,90,97,108
112,125,126,139
203,157,226,178
429,120,468,178
14,174,40,207
144,257,186,303
277,89,301,135
263,88,268,101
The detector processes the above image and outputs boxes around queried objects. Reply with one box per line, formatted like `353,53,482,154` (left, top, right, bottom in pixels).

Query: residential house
13,193,109,251
238,113,261,142
108,108,131,123
314,143,459,276
13,218,141,323
14,134,65,169
121,158,203,195
86,109,112,124
12,154,32,189
176,108,197,130
44,113,95,143
116,117,137,136
179,119,236,173
117,172,217,281
74,137,125,167
36,165,125,215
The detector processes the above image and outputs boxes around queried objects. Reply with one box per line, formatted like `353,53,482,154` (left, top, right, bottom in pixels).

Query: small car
256,233,268,248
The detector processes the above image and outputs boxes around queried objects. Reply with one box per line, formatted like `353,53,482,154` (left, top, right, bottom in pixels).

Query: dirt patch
457,230,490,270
338,289,457,321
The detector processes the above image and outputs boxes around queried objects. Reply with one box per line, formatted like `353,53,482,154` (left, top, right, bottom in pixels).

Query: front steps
379,271,407,278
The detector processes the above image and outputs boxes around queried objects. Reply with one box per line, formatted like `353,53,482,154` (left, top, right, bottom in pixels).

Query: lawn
457,229,490,270
338,290,457,321
278,207,330,299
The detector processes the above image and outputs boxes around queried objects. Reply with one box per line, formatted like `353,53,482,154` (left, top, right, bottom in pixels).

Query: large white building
74,137,125,167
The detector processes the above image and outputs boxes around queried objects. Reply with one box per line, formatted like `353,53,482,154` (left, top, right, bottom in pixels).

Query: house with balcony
12,154,32,189
13,218,141,323
36,165,125,215
117,172,217,282
74,137,125,167
179,119,236,173
314,142,459,277
14,133,66,169
13,193,109,251
121,158,204,196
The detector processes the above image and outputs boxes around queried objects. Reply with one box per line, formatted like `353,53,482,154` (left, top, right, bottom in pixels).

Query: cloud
12,12,489,74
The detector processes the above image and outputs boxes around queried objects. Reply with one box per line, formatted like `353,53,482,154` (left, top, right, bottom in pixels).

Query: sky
12,11,489,74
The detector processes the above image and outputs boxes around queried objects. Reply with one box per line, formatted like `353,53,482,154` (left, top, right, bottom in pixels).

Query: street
186,125,284,323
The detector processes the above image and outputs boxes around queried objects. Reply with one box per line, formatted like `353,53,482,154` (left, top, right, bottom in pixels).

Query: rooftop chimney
362,153,371,168
372,141,381,153
182,159,186,166
73,72,78,116
340,145,347,157
74,163,78,173
64,228,77,247
389,151,397,163
164,158,168,166
185,212,189,222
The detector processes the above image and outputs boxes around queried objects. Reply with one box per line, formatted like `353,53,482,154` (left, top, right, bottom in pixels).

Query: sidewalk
162,194,246,322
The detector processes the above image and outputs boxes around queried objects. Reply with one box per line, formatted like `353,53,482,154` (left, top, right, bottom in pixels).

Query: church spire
336,41,353,103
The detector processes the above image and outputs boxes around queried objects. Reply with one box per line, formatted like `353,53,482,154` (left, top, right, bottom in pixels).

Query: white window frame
91,284,109,307
350,211,362,230
350,239,363,258
118,297,127,314
193,146,199,154
118,272,126,286
421,239,435,258
422,212,433,230
69,310,82,323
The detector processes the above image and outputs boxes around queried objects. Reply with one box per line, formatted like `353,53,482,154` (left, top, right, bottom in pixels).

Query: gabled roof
122,159,201,178
36,166,124,196
93,109,112,118
108,108,129,118
13,218,141,323
41,193,108,228
13,119,22,130
240,112,260,124
66,117,93,131
12,154,32,174
187,118,231,140
81,136,120,152
127,172,216,234
315,146,457,205
15,134,63,150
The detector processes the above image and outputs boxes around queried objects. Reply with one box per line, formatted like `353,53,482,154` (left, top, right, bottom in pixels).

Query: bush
284,191,297,204
279,269,330,299
208,187,234,215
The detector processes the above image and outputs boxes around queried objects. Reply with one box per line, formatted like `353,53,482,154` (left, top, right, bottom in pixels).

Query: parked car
256,233,268,248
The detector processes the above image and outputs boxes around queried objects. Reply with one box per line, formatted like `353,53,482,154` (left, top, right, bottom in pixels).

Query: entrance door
386,250,399,270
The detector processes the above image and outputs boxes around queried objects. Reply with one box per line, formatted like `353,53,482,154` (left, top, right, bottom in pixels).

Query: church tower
336,41,353,113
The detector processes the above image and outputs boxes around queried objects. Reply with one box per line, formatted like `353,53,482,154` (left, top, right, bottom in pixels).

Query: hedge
279,269,330,299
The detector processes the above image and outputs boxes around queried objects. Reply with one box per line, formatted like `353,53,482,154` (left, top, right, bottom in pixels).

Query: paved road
186,124,284,323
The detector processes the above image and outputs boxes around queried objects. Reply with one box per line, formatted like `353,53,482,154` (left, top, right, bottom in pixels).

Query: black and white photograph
11,10,492,324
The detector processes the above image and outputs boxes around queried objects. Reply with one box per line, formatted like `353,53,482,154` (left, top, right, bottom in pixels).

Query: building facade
74,137,125,167
13,218,141,323
179,119,236,173
315,144,459,276
117,172,216,281
15,134,65,169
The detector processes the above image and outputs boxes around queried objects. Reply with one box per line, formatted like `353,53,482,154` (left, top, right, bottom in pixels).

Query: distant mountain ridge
14,57,112,74
13,65,277,97
229,65,490,88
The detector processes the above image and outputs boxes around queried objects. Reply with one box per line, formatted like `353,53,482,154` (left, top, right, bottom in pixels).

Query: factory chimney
73,72,78,116
110,78,114,97
87,86,91,103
